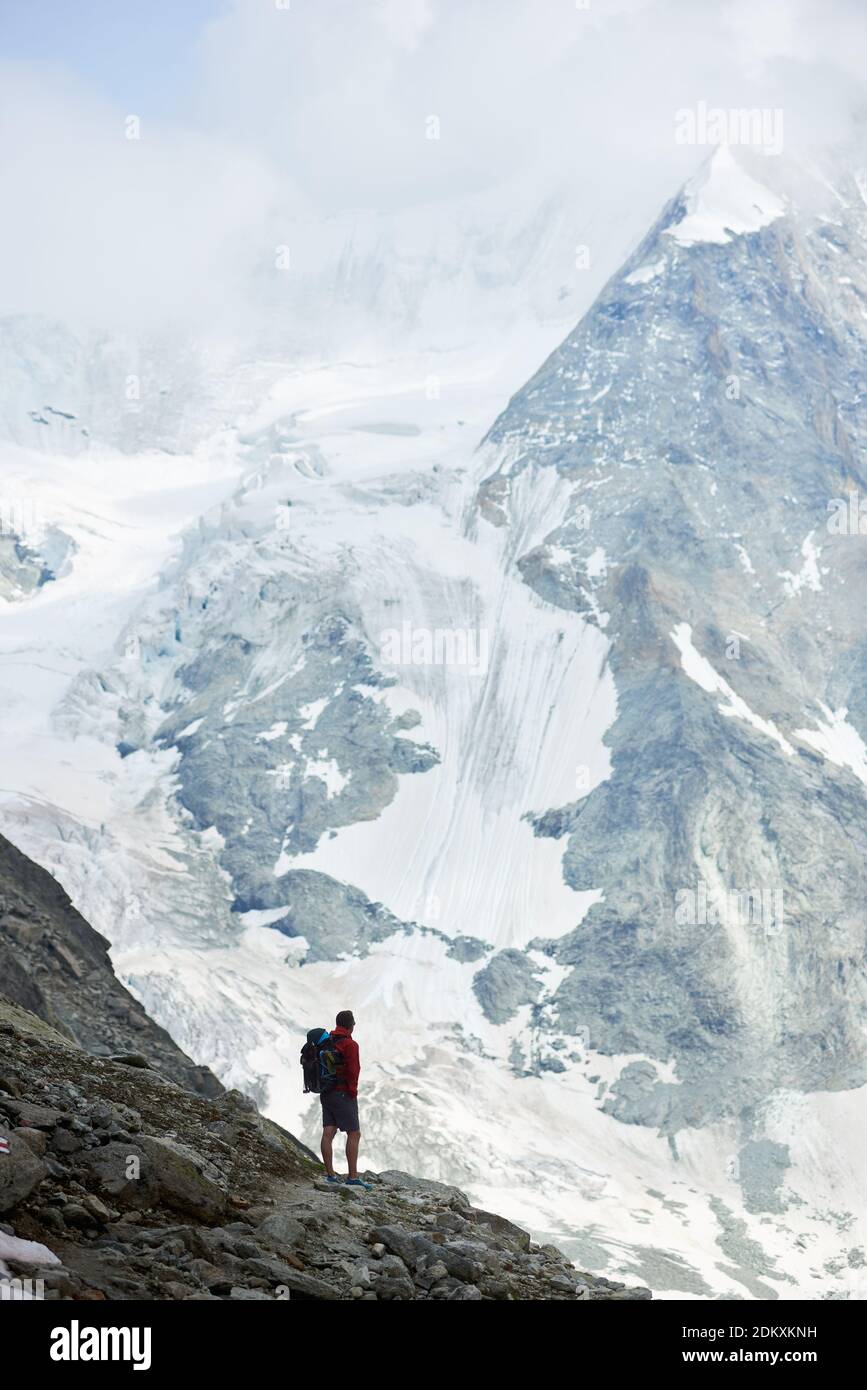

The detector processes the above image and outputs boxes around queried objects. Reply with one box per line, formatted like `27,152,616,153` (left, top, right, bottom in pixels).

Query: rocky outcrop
472,949,544,1025
0,831,221,1098
0,996,649,1301
482,149,867,1135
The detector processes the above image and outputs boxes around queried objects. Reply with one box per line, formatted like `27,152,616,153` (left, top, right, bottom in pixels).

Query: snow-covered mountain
2,146,867,1300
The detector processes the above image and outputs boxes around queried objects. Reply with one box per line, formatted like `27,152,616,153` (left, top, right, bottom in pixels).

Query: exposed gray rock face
446,936,489,963
482,149,867,1132
602,1062,673,1129
247,870,406,963
120,572,439,948
171,613,436,862
473,949,544,1024
736,1140,791,1216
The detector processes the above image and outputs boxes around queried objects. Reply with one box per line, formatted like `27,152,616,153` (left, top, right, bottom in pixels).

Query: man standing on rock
321,1011,370,1188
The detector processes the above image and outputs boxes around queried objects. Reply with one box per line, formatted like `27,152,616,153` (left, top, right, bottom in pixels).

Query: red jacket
331,1026,360,1098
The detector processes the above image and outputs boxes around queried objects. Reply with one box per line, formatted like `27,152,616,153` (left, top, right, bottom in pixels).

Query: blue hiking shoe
345,1178,372,1190
325,1174,342,1183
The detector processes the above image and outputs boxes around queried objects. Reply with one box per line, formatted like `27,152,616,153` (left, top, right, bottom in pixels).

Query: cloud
1,0,865,339
0,61,286,336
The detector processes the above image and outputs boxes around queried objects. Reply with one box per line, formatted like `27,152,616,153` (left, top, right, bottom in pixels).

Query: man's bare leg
321,1124,338,1176
346,1129,361,1181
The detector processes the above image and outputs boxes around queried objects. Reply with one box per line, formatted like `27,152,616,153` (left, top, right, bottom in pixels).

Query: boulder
51,1129,84,1155
422,1237,478,1283
81,1194,111,1224
375,1272,416,1300
462,1206,532,1252
0,1099,68,1129
369,1224,416,1266
77,1141,158,1209
431,1211,468,1234
256,1209,305,1253
63,1203,96,1229
12,1125,47,1156
0,1131,48,1212
407,1231,483,1283
479,1277,512,1299
345,1261,372,1290
243,1257,339,1300
137,1136,227,1221
108,1053,153,1070
376,1170,470,1206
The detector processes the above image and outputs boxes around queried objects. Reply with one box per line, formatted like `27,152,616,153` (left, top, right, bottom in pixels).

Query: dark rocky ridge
0,830,221,1098
0,998,649,1301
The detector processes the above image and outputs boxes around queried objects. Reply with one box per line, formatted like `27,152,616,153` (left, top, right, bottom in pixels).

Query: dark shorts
320,1090,360,1133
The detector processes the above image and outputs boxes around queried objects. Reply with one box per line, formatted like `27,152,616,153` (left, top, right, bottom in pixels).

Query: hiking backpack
300,1028,345,1094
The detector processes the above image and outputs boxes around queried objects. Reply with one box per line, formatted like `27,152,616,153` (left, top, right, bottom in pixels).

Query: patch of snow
547,544,573,568
780,534,822,595
586,547,607,579
236,906,291,928
304,756,349,798
198,826,226,851
256,721,288,742
587,382,611,404
0,1231,61,1268
667,145,785,247
176,718,204,739
794,704,867,786
266,761,294,783
671,623,794,755
625,258,665,285
735,544,755,575
298,698,328,730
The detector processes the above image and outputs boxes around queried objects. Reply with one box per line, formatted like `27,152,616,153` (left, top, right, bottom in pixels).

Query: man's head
335,1010,355,1033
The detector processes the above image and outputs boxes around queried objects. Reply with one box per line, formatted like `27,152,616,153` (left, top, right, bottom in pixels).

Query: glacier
1,146,867,1300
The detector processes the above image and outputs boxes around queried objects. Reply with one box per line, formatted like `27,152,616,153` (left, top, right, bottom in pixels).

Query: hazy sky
1,0,865,336
0,0,227,117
